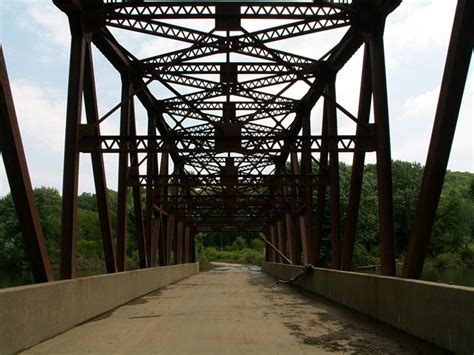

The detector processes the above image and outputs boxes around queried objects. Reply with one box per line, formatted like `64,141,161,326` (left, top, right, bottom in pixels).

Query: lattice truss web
85,0,361,231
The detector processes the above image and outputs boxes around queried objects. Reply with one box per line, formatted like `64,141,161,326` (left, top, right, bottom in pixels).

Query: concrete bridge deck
22,267,446,355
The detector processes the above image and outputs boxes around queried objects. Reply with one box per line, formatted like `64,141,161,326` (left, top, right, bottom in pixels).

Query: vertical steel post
370,20,396,276
171,220,178,265
176,220,184,264
341,44,372,271
403,0,473,279
298,215,309,264
157,151,169,266
82,43,117,273
280,167,297,263
270,225,278,262
284,213,298,264
129,102,147,269
145,111,156,267
166,170,178,265
158,215,168,266
60,18,86,279
264,229,271,262
301,114,314,264
151,215,160,267
326,76,341,270
276,218,286,262
0,48,53,282
116,74,132,272
290,151,302,261
166,214,175,265
191,226,197,263
314,103,329,267
184,226,191,263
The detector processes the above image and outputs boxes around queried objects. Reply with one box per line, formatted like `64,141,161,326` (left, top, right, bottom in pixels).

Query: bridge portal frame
1,0,470,283
54,0,400,277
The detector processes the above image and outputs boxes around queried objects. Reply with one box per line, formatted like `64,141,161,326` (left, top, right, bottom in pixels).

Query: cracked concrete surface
22,268,449,354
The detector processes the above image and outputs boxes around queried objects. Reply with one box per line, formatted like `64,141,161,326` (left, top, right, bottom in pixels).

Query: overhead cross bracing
49,0,409,277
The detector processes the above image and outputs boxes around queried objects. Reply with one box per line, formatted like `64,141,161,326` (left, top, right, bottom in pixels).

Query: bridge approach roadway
22,266,445,355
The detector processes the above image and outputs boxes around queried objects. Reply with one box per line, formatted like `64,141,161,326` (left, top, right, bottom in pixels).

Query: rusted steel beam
0,48,53,283
275,30,364,169
297,214,310,264
127,172,321,181
150,63,308,75
269,225,278,262
90,28,180,162
149,215,160,267
300,113,314,265
78,135,376,154
60,18,86,280
264,229,271,262
276,219,287,264
285,212,299,265
116,74,132,272
82,43,117,274
156,151,169,266
158,215,168,266
290,151,303,263
326,77,341,270
291,141,309,264
370,20,396,276
190,228,196,263
133,180,323,189
403,0,473,279
184,226,191,263
259,233,293,265
167,169,181,265
101,2,352,20
341,44,372,271
176,220,184,264
130,102,147,269
283,177,298,265
104,11,349,45
171,217,178,265
313,102,328,267
145,111,155,267
166,214,175,265
149,133,160,267
199,228,263,232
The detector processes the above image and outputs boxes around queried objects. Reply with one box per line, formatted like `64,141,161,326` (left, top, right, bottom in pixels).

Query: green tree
0,193,25,269
78,192,97,212
0,187,62,268
231,236,247,250
250,238,265,251
391,161,423,254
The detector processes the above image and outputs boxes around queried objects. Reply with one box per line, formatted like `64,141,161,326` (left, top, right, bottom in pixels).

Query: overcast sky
0,0,472,197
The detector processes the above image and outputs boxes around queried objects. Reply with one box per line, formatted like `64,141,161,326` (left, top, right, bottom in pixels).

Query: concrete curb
263,262,473,354
0,263,199,354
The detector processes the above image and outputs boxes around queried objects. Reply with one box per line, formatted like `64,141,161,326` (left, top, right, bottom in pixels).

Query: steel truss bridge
0,0,472,283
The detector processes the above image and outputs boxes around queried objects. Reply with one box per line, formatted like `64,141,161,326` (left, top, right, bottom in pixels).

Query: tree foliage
0,162,472,271
0,187,139,271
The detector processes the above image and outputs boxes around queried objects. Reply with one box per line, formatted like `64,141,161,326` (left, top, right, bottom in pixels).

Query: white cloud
6,80,65,191
450,69,474,171
392,69,473,171
11,80,66,154
385,0,456,70
27,3,69,49
400,88,439,123
20,3,70,61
